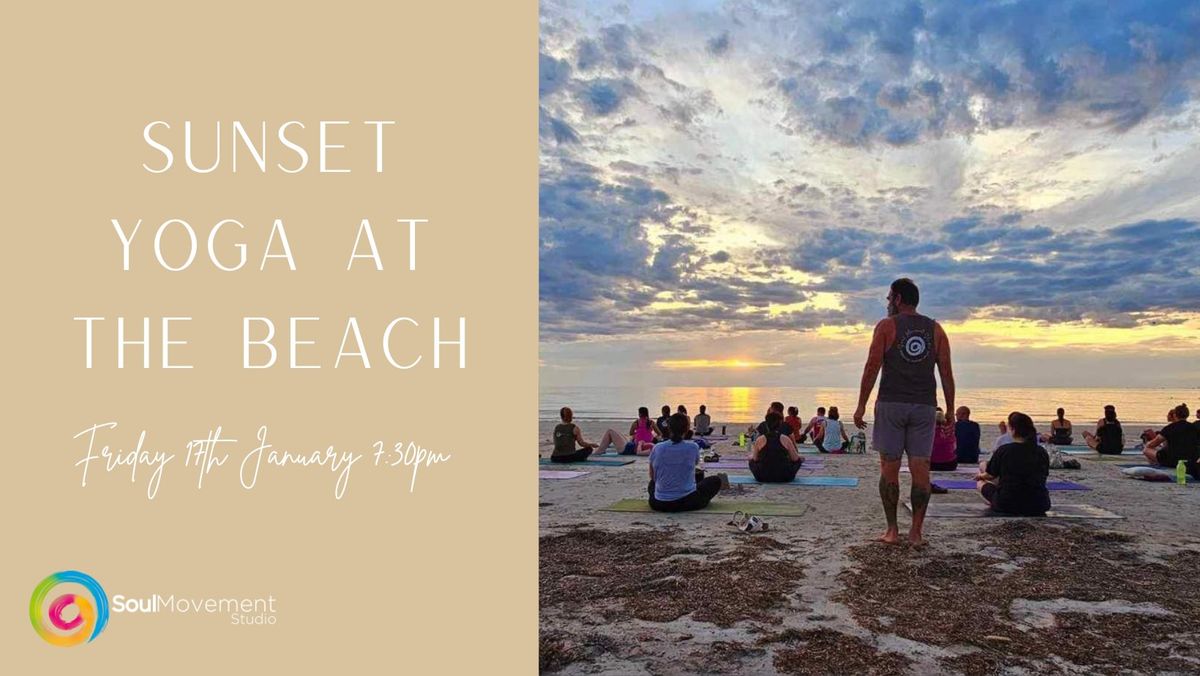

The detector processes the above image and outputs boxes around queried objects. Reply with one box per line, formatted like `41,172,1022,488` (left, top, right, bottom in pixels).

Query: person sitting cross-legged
647,414,725,512
749,412,804,482
976,412,1050,516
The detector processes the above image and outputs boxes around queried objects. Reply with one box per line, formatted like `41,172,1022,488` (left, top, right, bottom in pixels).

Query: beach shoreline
539,419,1200,674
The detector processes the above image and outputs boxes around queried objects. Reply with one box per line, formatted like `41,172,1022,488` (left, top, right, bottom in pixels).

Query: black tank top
761,431,788,460
878,313,938,407
1097,420,1123,453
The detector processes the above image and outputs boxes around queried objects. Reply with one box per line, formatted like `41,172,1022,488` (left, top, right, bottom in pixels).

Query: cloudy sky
539,0,1200,388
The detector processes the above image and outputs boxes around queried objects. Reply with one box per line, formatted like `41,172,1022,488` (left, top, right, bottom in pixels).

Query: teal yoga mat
727,475,858,487
538,458,634,466
602,498,807,516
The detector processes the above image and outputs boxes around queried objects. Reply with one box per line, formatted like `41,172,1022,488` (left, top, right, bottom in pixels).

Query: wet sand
539,419,1200,674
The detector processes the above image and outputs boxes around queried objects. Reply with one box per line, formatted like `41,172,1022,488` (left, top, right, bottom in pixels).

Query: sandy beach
539,419,1200,675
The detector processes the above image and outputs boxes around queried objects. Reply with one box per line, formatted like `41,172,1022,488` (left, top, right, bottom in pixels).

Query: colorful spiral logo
29,571,109,646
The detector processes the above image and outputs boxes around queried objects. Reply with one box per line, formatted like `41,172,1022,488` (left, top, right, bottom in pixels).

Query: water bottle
1178,460,1188,485
722,425,726,435
738,432,746,447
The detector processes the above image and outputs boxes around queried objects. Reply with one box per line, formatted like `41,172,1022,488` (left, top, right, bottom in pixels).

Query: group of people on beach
549,279,1200,544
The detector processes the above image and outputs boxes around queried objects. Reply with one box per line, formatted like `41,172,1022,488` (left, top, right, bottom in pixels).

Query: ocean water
540,385,1200,427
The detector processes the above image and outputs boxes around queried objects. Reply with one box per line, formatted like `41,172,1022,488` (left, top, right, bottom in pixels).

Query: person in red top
784,406,803,443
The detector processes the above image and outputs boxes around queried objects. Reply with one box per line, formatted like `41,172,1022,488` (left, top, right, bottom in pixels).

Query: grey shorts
873,401,937,461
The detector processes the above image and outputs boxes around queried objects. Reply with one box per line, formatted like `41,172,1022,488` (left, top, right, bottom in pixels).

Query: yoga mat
598,452,641,458
538,470,589,479
703,460,825,470
601,498,807,516
905,502,1123,519
1116,465,1197,483
538,458,635,467
1059,447,1142,456
727,475,858,487
932,479,1090,491
902,466,977,474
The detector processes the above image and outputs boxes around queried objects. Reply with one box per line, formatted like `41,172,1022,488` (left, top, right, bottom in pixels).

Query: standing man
853,278,954,546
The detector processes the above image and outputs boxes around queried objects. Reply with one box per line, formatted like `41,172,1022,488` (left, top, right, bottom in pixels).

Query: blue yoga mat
539,458,634,466
727,475,858,487
935,479,1090,491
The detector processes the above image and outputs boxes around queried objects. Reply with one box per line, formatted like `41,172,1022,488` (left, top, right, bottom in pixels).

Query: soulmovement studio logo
30,570,110,647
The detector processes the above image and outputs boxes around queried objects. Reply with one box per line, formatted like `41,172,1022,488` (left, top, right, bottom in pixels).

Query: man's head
887,278,920,316
955,406,970,421
661,405,671,417
699,405,707,414
817,406,826,416
1103,404,1117,422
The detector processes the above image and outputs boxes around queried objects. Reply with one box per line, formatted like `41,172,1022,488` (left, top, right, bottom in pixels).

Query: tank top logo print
900,327,931,363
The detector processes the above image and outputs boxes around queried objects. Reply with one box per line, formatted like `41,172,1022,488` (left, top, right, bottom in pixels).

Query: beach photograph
538,1,1200,674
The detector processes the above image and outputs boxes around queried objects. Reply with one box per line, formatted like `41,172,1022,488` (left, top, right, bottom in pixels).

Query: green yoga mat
538,458,634,466
905,501,1123,519
601,498,807,516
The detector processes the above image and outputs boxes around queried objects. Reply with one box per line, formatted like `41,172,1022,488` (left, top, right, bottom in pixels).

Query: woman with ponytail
647,414,724,512
1049,407,1073,445
975,412,1050,516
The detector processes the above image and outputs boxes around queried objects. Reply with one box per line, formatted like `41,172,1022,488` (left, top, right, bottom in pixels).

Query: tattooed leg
908,457,932,546
877,456,902,544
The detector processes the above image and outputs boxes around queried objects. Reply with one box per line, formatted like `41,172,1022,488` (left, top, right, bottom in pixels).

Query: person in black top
954,406,982,464
1049,408,1073,445
975,412,1050,516
1082,404,1124,454
749,412,804,482
1143,403,1200,474
655,405,672,438
755,401,792,437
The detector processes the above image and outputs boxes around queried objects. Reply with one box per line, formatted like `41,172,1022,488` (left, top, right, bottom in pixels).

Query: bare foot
908,532,927,548
876,528,900,545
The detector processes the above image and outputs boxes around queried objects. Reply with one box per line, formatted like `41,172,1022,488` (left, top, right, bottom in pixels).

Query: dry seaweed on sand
540,527,804,627
758,628,911,676
539,629,618,673
837,521,1200,673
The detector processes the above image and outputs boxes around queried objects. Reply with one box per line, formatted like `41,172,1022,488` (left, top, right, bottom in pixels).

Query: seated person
930,408,958,471
693,405,713,436
1049,408,1073,445
550,407,597,463
784,406,803,443
818,406,849,453
621,407,659,455
648,414,724,512
976,412,1050,516
749,412,804,482
1082,404,1124,454
954,406,981,464
800,407,826,445
655,405,672,439
991,420,1013,452
756,402,791,437
1143,403,1199,475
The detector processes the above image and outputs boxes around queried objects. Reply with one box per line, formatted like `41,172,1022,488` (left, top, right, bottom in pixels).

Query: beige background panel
2,2,536,672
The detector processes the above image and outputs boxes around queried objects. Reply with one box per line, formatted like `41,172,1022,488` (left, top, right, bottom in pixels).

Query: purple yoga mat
934,479,1090,491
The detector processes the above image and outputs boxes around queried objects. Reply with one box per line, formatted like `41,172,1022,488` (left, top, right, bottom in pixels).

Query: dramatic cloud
538,0,1200,383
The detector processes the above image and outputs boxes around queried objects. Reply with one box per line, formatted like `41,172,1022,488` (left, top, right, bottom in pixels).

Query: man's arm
853,319,892,429
934,321,955,415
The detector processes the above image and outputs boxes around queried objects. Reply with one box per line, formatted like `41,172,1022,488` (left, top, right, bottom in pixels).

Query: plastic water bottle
738,432,746,447
1178,460,1188,485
